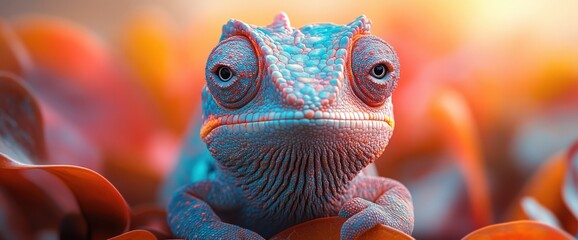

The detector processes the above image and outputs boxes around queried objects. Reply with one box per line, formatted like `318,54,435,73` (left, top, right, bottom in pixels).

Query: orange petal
0,191,33,239
130,205,172,238
0,164,63,232
0,75,66,235
0,74,130,239
506,151,578,233
359,224,416,240
109,230,158,240
103,151,162,206
430,87,492,227
0,73,45,162
0,26,99,169
462,220,574,240
521,197,561,228
563,141,578,222
269,217,414,240
0,157,130,239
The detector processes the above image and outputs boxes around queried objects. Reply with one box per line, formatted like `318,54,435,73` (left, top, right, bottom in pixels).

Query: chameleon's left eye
205,36,260,109
350,36,399,107
370,64,389,79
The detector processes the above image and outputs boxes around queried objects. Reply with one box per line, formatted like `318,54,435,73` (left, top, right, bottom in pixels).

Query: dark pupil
373,65,385,78
218,67,232,81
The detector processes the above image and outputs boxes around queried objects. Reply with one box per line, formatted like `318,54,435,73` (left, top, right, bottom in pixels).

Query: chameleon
167,13,414,239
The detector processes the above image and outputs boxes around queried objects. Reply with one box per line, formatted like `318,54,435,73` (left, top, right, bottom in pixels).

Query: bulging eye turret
370,64,389,79
217,66,233,82
350,36,399,107
205,36,260,109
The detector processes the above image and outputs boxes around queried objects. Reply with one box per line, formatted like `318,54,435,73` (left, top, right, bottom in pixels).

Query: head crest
267,12,292,34
347,15,372,34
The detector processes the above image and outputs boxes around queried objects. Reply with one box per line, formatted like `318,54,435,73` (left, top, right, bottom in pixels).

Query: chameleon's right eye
205,36,260,109
217,66,233,82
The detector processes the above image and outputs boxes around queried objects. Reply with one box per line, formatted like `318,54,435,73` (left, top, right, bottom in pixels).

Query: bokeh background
1,0,578,239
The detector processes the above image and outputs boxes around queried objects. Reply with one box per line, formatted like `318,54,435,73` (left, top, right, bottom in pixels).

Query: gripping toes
174,220,264,240
338,197,411,240
167,189,265,240
214,223,265,240
339,198,385,240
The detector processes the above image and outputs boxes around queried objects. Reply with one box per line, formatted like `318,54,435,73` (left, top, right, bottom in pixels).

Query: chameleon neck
218,140,374,222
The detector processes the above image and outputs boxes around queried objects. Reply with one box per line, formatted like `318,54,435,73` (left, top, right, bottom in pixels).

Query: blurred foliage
1,0,578,239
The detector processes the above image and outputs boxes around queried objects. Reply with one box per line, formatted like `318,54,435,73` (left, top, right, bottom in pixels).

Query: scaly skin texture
168,13,414,239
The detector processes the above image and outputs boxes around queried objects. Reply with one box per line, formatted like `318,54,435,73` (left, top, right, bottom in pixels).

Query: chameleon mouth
200,111,394,139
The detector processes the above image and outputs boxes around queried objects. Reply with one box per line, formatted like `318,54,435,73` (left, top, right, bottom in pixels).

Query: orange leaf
462,220,574,240
269,217,414,240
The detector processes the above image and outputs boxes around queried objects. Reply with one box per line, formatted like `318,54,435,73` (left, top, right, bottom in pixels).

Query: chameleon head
200,13,399,183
